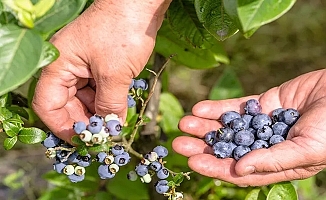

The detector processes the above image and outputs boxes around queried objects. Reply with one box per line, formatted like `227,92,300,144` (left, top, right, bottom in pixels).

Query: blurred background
0,0,325,199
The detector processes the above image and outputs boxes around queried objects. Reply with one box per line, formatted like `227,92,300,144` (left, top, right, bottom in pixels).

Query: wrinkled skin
173,69,326,186
32,0,171,142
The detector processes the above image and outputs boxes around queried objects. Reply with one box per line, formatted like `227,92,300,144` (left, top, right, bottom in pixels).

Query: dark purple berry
244,99,262,116
204,130,218,146
234,130,255,146
269,135,285,146
272,122,290,137
250,140,269,150
256,126,273,141
220,111,241,127
230,118,248,132
233,145,251,161
217,127,234,143
272,108,286,122
278,108,300,126
251,114,272,130
212,141,233,158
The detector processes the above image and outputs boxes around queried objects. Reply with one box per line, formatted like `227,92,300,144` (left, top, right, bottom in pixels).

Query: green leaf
0,24,43,96
7,105,29,119
167,0,212,48
155,20,229,69
237,0,296,32
6,114,24,124
87,144,109,152
27,76,37,107
172,173,184,186
33,0,87,35
3,169,24,189
37,41,59,68
34,0,55,18
76,144,88,156
0,107,13,120
2,120,21,137
267,182,298,200
17,127,46,144
71,135,84,146
0,93,10,107
245,188,267,200
159,92,184,133
194,0,239,41
208,67,244,100
4,136,17,150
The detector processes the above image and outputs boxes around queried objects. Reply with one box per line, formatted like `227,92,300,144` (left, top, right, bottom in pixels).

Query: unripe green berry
104,155,114,165
104,114,119,122
109,163,120,174
80,130,92,142
172,192,183,200
63,165,75,175
91,133,103,144
147,152,158,162
45,148,56,159
140,173,152,183
74,166,86,176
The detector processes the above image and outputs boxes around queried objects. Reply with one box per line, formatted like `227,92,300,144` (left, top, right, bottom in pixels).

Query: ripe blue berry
114,153,131,166
149,161,162,172
96,152,108,163
73,121,86,134
272,108,286,122
42,132,61,148
87,115,104,134
233,145,251,161
68,152,80,163
278,108,300,126
77,154,92,167
230,118,248,132
68,174,85,183
106,120,122,136
127,95,136,107
212,141,233,158
220,111,241,127
53,161,67,173
155,180,169,194
153,146,168,158
133,79,148,90
234,130,255,146
135,164,149,176
217,127,235,143
250,140,269,150
242,114,253,127
251,114,272,129
98,164,115,179
244,99,262,116
129,79,135,90
111,145,124,156
256,126,273,141
204,130,218,146
269,135,285,146
157,168,169,179
272,122,290,137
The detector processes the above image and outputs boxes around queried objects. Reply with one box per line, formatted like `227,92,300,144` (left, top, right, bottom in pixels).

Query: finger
188,154,317,187
172,136,213,157
76,86,96,114
178,115,221,138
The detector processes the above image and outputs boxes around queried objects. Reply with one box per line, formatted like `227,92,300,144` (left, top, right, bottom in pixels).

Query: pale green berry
140,173,151,183
104,114,119,122
74,166,86,176
63,165,75,175
109,163,120,174
91,133,103,144
45,148,56,159
127,171,138,181
80,130,92,142
104,155,115,165
141,158,151,166
99,126,110,138
172,192,184,200
147,152,158,162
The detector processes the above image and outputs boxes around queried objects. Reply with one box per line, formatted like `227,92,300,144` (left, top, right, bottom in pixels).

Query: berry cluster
128,78,148,107
96,144,131,179
204,99,300,160
43,132,91,182
73,114,122,145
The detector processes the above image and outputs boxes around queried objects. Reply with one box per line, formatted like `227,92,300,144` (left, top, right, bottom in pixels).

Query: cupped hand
32,0,171,142
173,69,326,186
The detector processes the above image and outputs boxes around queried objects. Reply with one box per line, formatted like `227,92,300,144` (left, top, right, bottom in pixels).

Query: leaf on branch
4,136,17,150
18,127,46,144
167,0,212,48
172,173,184,186
2,120,21,137
0,107,13,121
71,135,84,146
267,182,298,200
245,188,266,200
37,41,59,68
194,0,239,41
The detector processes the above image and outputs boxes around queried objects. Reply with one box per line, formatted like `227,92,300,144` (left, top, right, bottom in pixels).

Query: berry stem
125,55,174,151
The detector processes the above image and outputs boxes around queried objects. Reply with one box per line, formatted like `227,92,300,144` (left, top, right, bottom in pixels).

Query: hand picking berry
204,99,300,161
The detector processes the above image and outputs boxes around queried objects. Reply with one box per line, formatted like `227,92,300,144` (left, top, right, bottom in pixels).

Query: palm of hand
173,69,326,186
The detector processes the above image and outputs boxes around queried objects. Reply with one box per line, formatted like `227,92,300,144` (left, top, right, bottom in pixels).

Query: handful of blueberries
204,99,300,160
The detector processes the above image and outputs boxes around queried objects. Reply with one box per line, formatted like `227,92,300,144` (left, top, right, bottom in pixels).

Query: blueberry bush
1,0,324,199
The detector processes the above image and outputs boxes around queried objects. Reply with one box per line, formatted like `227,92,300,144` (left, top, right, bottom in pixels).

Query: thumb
234,135,316,176
93,66,134,123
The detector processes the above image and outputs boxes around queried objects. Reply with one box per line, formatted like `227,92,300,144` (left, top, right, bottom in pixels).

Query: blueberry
241,114,253,127
157,168,169,179
278,108,300,126
244,99,262,116
233,145,251,161
56,150,69,162
129,79,135,90
135,164,148,176
127,170,138,181
204,130,218,146
217,127,234,143
256,126,273,141
272,108,286,122
73,121,87,134
272,122,290,137
53,161,67,173
133,79,148,90
155,180,169,194
96,152,108,163
250,140,269,150
68,174,85,183
68,152,81,163
269,135,285,146
149,161,162,172
98,164,115,179
251,113,272,129
77,154,92,167
212,141,233,158
230,118,248,132
87,115,103,134
220,111,241,127
42,132,61,148
106,120,122,136
114,153,131,166
127,95,136,107
111,145,124,156
234,130,255,146
153,146,168,158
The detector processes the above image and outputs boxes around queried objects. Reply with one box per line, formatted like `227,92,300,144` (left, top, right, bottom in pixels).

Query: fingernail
243,166,255,176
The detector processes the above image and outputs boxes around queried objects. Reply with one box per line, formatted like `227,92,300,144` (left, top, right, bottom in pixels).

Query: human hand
32,0,171,142
173,69,326,186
